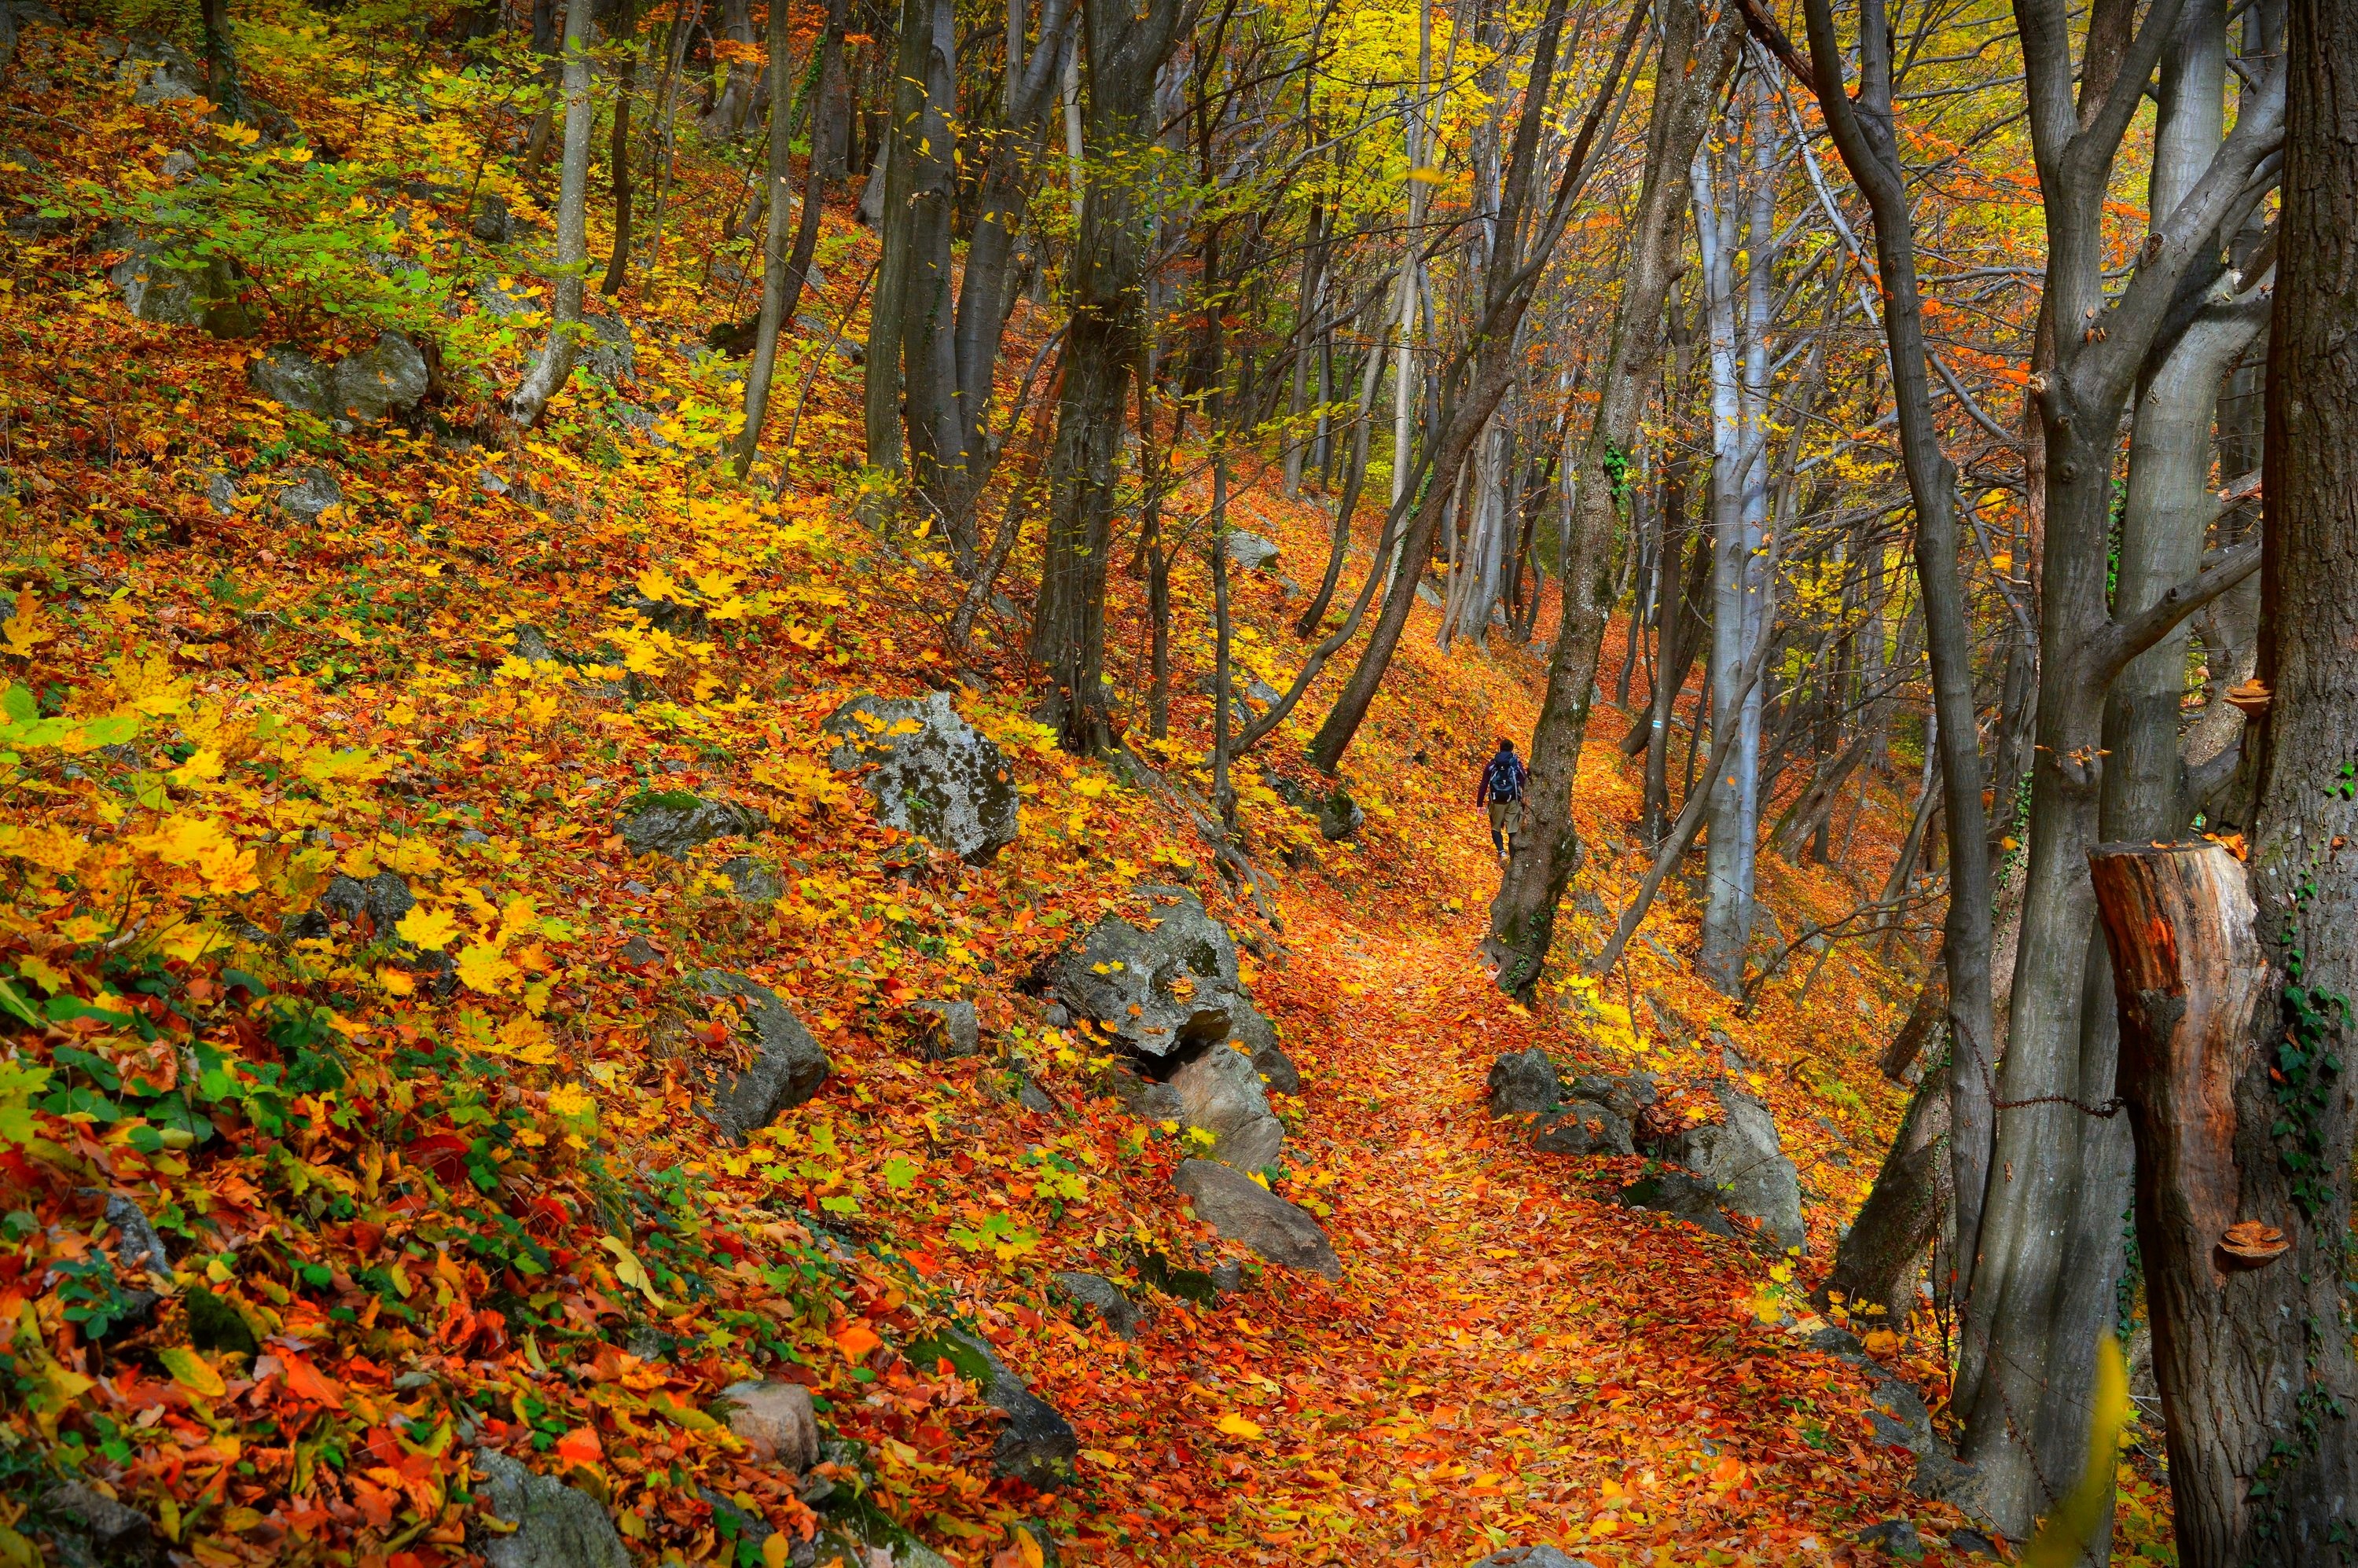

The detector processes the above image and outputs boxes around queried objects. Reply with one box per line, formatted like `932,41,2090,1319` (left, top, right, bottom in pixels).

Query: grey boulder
39,1482,163,1568
1051,1272,1144,1339
719,1379,820,1471
330,331,432,422
1229,1004,1300,1094
1486,1048,1562,1117
824,692,1019,865
249,346,336,417
1617,1170,1739,1239
1670,1085,1805,1252
1854,1518,1926,1561
317,870,417,933
906,997,980,1059
110,241,254,338
938,1328,1076,1490
274,467,344,523
1570,1070,1658,1121
1174,1159,1339,1280
469,1449,629,1568
716,854,784,902
1530,1099,1634,1157
1225,530,1280,571
1470,1551,1596,1568
1045,891,1247,1060
617,792,766,858
694,970,831,1137
1168,1045,1285,1170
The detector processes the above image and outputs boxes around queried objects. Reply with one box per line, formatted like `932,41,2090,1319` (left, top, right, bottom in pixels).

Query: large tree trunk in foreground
1481,0,1738,997
2107,9,2358,1553
507,0,595,427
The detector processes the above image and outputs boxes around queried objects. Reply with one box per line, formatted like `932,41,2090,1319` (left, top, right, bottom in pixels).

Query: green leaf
0,980,40,1029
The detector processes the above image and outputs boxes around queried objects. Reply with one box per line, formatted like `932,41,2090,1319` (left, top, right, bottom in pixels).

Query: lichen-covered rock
469,1449,630,1568
1225,530,1280,570
1169,1045,1285,1170
1045,891,1244,1060
1530,1099,1634,1157
274,466,344,523
39,1480,164,1568
1671,1085,1805,1251
693,970,830,1137
823,692,1018,865
1486,1048,1562,1117
616,791,765,858
1174,1159,1340,1280
330,331,431,422
1051,1272,1144,1339
719,1379,819,1471
1617,1170,1739,1238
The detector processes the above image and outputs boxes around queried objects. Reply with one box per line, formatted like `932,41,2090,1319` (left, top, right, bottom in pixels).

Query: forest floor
0,6,2176,1565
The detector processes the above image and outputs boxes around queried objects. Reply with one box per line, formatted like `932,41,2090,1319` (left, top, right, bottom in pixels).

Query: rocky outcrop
1174,1159,1339,1280
1045,892,1249,1061
469,1449,630,1568
1530,1100,1634,1157
719,1379,820,1471
39,1481,165,1567
110,240,255,338
824,692,1019,865
1225,530,1280,571
1670,1084,1805,1251
1486,1048,1562,1117
693,971,831,1137
1167,1045,1285,1170
249,333,432,424
616,791,765,858
933,1328,1076,1490
1617,1170,1739,1238
1051,1272,1144,1339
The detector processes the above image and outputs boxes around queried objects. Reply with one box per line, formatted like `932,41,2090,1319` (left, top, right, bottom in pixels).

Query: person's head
1497,738,1515,754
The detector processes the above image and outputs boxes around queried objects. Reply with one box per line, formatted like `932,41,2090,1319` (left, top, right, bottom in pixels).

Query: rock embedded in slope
1229,1004,1301,1094
469,1449,630,1568
1051,1271,1144,1339
1530,1099,1634,1157
39,1481,165,1568
1167,1045,1285,1170
1224,530,1280,571
329,331,432,422
823,692,1019,865
274,466,345,523
924,1327,1077,1489
692,970,831,1137
1045,890,1246,1060
1569,1070,1657,1121
1486,1048,1562,1118
1470,1549,1598,1568
1173,1159,1339,1280
715,854,784,902
1617,1170,1739,1238
1669,1084,1805,1252
905,997,980,1059
1854,1518,1926,1561
718,1379,820,1471
616,791,766,858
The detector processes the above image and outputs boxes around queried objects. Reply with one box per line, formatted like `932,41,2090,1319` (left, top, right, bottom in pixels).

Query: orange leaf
280,1355,346,1408
834,1321,883,1364
555,1424,604,1467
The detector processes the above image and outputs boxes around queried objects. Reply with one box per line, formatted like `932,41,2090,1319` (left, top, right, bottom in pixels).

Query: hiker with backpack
1477,739,1528,861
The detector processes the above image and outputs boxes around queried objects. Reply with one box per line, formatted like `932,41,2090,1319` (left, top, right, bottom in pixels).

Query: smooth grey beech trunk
508,0,596,428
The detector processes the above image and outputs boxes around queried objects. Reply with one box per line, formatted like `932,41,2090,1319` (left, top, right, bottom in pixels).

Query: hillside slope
0,6,2161,1566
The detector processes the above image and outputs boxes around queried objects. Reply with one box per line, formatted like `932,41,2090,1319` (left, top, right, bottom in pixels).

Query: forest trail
1049,869,1953,1566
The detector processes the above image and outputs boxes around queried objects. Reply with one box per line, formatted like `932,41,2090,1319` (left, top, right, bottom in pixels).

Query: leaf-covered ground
0,5,2177,1564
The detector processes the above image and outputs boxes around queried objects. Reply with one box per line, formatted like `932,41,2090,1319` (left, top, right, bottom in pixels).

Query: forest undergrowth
0,4,2177,1564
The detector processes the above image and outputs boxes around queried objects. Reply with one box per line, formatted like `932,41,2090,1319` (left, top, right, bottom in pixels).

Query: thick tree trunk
601,28,638,298
507,0,596,428
1026,0,1185,751
897,0,968,549
1481,0,1738,997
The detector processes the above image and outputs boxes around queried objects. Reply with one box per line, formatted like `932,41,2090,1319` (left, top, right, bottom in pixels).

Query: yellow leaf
395,907,460,951
376,968,417,997
598,1236,667,1308
1,590,54,658
1214,1413,1264,1440
159,1346,226,1399
454,940,518,994
763,1534,790,1568
494,1013,558,1064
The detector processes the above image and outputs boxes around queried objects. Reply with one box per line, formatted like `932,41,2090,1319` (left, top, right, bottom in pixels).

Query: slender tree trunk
601,22,639,298
508,0,596,427
198,0,245,121
729,0,797,476
1816,1070,1951,1322
1293,326,1388,637
1481,0,1736,997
